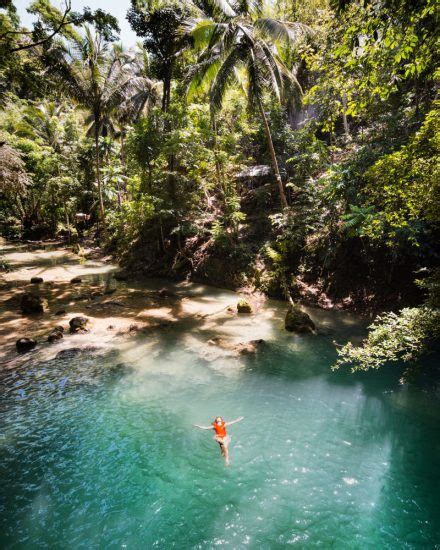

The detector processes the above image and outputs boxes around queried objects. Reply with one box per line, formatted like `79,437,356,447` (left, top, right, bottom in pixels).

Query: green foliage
333,307,440,372
306,0,438,131
107,195,155,253
285,122,328,184
363,105,440,241
341,205,378,238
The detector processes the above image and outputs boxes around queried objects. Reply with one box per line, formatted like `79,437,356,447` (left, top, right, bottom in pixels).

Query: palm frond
233,0,263,16
210,45,246,111
186,52,222,100
253,39,282,101
193,0,236,18
246,47,265,110
189,19,219,50
255,19,313,44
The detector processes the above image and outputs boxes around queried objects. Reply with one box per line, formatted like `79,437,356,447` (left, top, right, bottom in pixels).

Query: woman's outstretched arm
225,416,244,426
194,424,213,430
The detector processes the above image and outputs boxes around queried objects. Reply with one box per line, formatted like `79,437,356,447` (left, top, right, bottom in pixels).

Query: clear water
1,320,439,549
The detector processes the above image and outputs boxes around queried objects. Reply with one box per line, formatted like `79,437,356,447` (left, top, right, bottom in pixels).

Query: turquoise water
1,310,439,548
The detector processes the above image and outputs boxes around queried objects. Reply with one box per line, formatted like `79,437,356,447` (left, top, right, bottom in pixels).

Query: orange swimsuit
212,421,227,438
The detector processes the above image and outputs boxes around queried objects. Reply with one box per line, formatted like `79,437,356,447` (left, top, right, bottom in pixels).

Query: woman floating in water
194,416,244,465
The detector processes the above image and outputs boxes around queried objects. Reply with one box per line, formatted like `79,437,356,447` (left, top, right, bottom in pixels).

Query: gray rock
285,306,315,334
16,337,37,353
20,293,44,314
69,316,89,332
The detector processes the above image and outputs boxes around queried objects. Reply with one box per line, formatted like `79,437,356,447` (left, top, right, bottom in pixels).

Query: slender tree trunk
94,122,105,220
257,96,288,209
162,72,171,113
342,92,350,139
211,116,228,214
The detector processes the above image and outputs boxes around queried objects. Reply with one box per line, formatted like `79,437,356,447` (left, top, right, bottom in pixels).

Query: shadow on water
326,355,440,546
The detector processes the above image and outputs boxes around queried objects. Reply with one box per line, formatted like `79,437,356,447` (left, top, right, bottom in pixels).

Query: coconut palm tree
55,27,157,220
187,0,310,208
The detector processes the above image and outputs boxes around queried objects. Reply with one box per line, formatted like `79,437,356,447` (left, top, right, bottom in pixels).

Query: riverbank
0,240,364,367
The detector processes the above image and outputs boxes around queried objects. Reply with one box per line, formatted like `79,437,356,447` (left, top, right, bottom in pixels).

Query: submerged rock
237,299,252,313
30,276,43,284
55,308,66,316
16,337,37,353
285,306,315,334
236,339,265,355
207,337,265,356
47,331,63,343
69,316,89,332
70,277,82,284
20,293,44,314
56,347,98,360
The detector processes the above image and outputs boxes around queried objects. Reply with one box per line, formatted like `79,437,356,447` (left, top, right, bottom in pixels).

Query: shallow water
1,246,439,548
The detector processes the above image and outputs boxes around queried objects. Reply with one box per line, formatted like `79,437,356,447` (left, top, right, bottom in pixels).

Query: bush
333,306,440,372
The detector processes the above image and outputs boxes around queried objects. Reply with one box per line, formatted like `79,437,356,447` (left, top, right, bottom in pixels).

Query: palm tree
187,0,310,208
55,28,156,220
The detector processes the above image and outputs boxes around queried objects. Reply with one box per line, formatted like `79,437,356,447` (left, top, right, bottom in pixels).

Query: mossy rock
285,306,315,334
237,299,252,313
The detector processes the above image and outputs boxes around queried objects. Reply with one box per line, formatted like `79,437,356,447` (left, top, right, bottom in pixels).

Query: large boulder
69,316,89,332
20,293,44,314
16,338,37,353
237,299,252,313
285,306,315,334
30,276,43,284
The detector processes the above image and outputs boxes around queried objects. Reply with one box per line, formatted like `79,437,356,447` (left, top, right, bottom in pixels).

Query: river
0,242,439,548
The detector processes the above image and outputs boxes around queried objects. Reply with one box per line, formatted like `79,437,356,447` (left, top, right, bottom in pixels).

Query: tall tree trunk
257,96,288,209
94,119,105,220
163,67,175,200
162,71,171,113
342,92,350,139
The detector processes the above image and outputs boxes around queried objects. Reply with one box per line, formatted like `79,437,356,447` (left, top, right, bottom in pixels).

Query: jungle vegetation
0,0,439,374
